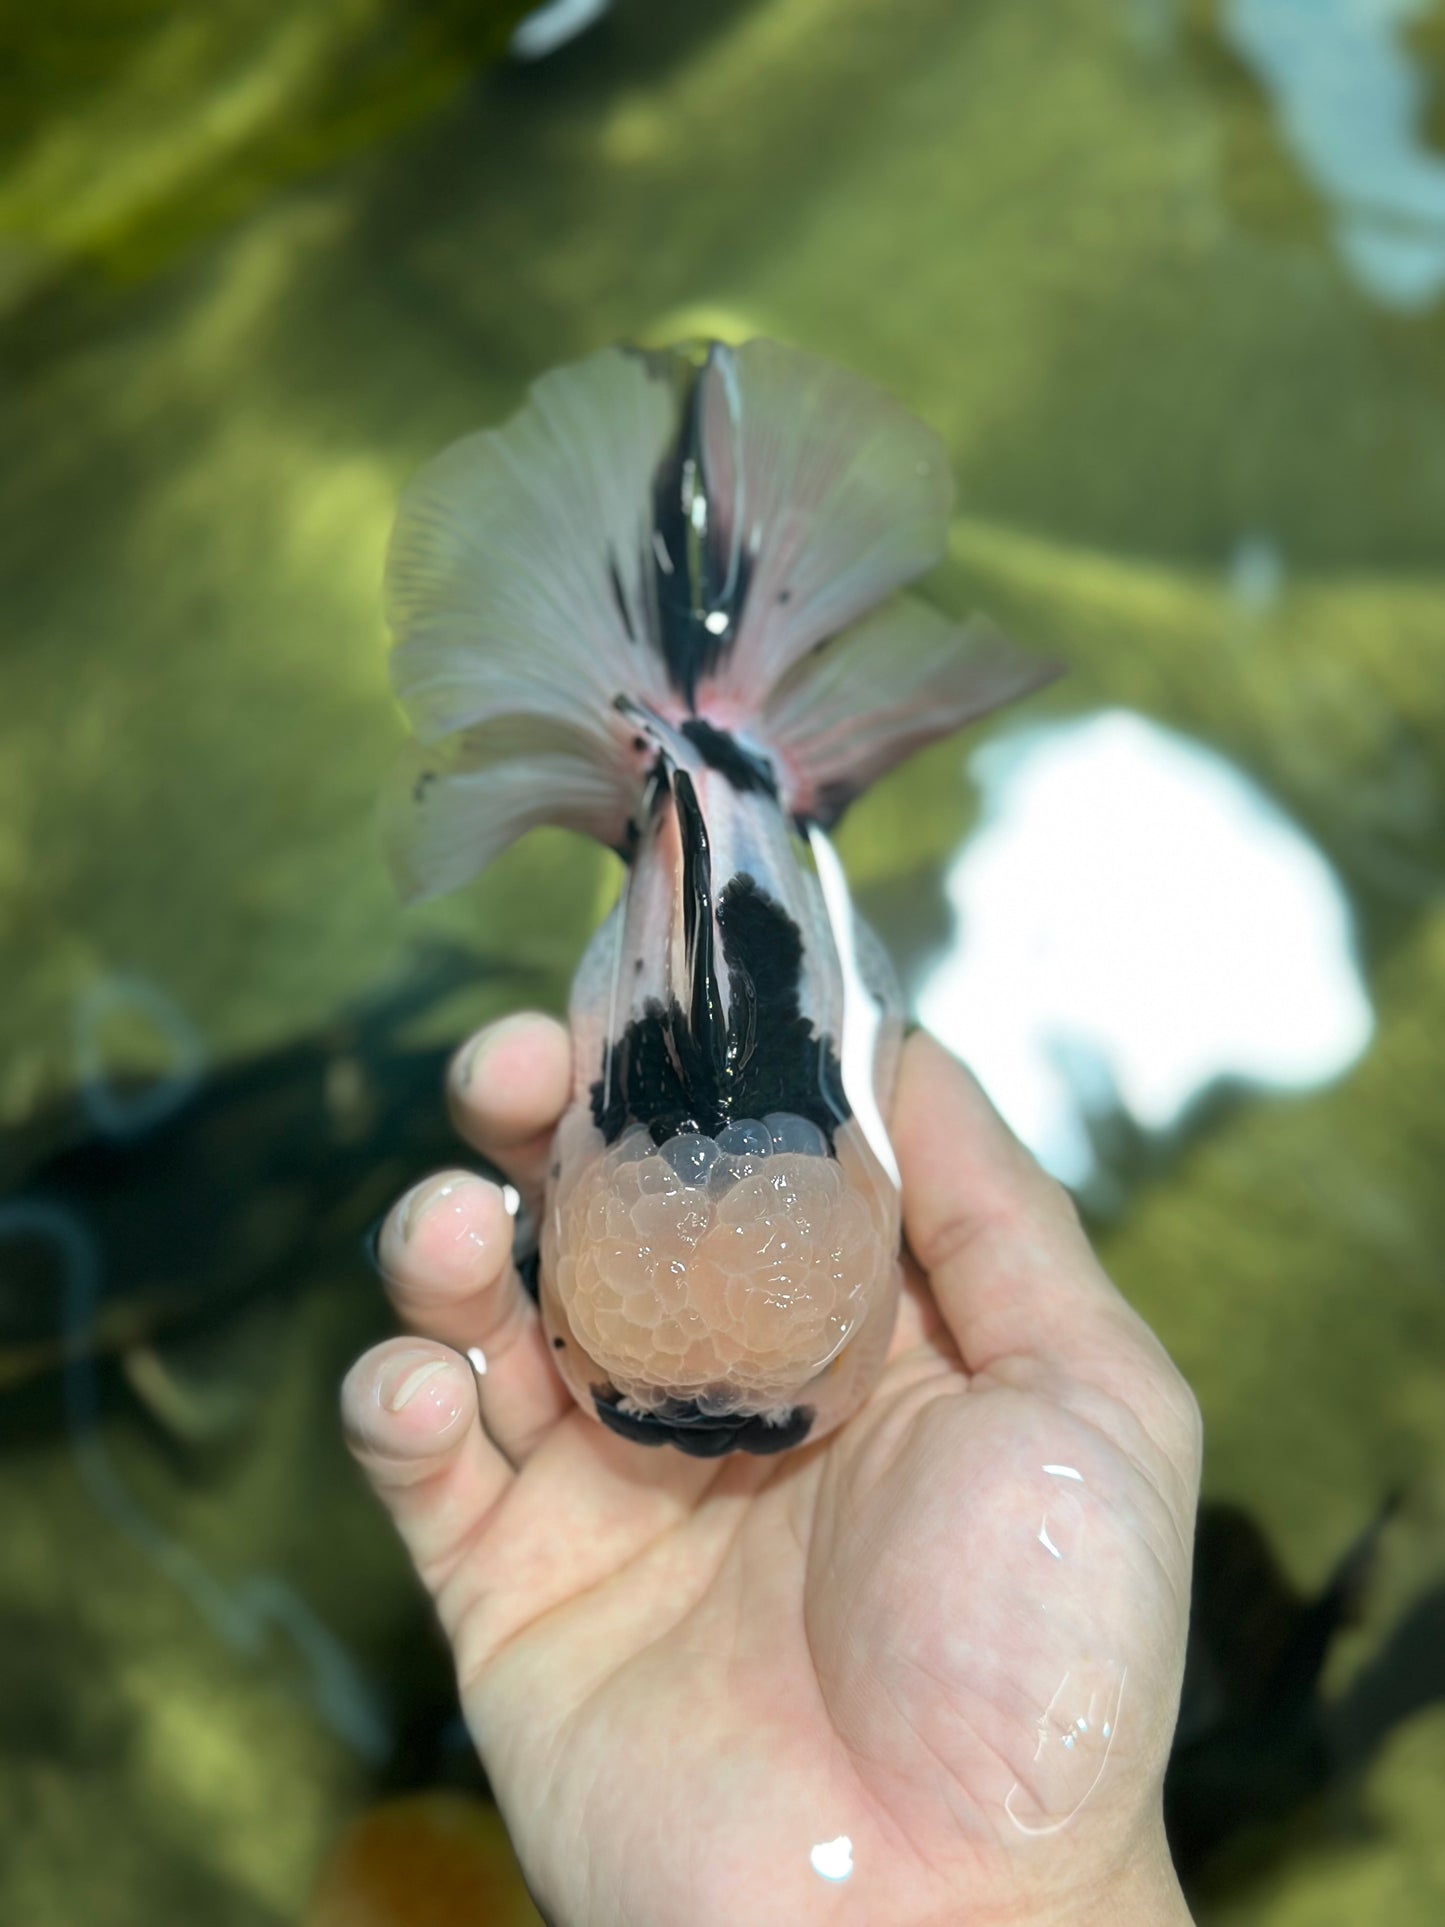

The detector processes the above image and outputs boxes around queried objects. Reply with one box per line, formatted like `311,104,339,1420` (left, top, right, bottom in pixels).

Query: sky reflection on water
1223,0,1445,311
916,711,1374,1187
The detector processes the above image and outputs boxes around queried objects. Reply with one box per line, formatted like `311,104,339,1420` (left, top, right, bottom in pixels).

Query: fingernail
381,1352,450,1412
395,1172,464,1243
454,1012,533,1096
454,1033,489,1094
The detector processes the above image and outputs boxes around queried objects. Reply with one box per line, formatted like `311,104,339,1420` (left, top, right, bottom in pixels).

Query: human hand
342,1017,1201,1926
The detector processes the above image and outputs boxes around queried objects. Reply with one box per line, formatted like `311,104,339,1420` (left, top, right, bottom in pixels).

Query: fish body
383,339,1055,1455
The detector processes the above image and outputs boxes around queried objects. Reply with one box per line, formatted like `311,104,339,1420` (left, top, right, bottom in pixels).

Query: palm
446,1276,1190,1926
345,1025,1199,1927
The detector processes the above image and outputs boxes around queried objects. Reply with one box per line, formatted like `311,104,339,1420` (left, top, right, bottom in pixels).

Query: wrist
1032,1829,1193,1927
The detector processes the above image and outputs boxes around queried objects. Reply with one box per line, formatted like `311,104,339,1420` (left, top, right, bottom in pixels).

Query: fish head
539,1104,900,1456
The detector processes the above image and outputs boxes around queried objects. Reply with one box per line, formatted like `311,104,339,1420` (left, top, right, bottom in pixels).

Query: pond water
3,0,1445,1920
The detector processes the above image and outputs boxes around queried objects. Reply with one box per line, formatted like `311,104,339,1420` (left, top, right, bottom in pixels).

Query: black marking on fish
614,818,641,863
611,695,678,793
679,719,778,798
672,769,725,1074
592,1388,815,1457
588,871,847,1148
645,348,753,709
607,551,636,643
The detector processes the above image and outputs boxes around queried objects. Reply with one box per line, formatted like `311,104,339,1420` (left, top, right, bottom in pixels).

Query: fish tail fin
757,598,1062,830
381,345,685,900
381,339,1055,900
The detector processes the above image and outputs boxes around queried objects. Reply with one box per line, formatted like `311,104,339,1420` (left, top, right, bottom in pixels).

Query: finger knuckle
1039,1173,1086,1239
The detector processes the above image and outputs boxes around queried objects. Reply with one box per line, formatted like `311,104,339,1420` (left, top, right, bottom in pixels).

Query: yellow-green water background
4,0,1445,1919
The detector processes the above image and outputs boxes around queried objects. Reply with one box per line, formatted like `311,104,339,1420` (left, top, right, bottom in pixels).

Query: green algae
3,0,1445,1919
0,0,527,305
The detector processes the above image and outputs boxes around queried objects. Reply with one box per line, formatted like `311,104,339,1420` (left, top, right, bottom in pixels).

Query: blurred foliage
0,0,525,304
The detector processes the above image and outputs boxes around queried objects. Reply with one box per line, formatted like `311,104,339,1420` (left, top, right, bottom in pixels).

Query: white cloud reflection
511,0,611,61
915,711,1373,1186
1223,0,1445,312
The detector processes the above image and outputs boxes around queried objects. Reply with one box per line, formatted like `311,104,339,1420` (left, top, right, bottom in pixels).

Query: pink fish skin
382,340,1058,1455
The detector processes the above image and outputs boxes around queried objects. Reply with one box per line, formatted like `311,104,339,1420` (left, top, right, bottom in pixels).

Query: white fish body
382,339,1055,1455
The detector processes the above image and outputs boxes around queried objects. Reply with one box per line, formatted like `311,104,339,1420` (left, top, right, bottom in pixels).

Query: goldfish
382,339,1054,1456
308,1793,543,1927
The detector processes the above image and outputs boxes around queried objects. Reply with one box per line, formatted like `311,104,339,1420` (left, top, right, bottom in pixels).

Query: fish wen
382,339,1056,1456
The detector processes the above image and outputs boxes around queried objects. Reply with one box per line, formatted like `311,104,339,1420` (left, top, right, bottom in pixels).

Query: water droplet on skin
809,1835,853,1882
1004,1666,1128,1837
